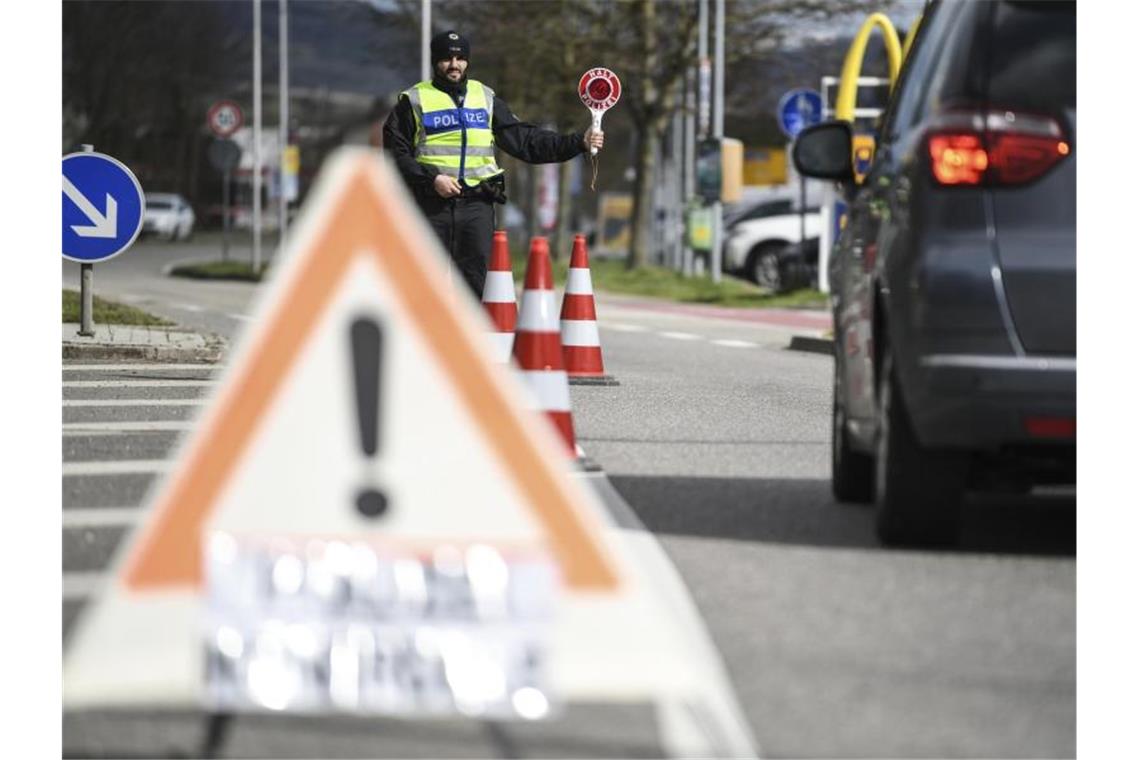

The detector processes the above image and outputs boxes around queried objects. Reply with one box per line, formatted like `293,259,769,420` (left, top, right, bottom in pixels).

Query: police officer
383,30,605,297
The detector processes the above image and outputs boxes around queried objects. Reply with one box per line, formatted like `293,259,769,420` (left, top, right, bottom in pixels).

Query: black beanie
430,30,470,63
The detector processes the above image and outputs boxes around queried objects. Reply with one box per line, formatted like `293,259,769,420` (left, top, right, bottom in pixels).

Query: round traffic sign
62,152,146,263
777,88,823,139
207,100,244,138
578,68,622,113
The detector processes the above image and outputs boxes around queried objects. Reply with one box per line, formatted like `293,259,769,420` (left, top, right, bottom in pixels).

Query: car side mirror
793,121,854,182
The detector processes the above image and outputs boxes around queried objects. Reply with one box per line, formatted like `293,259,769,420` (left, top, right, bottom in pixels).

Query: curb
568,375,620,387
62,342,226,363
786,335,833,355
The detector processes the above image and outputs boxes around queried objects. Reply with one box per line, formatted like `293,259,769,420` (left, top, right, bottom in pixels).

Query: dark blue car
793,0,1076,546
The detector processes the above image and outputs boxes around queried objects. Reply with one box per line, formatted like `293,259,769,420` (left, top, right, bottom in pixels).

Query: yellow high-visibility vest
403,79,503,187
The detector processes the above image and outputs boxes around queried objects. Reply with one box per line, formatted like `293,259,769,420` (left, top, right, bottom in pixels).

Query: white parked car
723,207,821,288
143,193,195,241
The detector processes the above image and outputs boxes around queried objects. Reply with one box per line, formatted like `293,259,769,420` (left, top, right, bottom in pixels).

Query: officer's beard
432,68,467,95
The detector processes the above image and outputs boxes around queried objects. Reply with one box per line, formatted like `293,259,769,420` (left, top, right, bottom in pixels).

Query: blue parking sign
777,89,823,139
62,152,145,263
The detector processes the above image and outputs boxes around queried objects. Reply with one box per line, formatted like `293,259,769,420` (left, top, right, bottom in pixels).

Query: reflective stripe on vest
403,80,503,186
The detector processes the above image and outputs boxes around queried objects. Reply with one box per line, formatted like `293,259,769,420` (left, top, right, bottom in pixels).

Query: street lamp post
279,0,289,254
711,0,724,284
252,0,262,273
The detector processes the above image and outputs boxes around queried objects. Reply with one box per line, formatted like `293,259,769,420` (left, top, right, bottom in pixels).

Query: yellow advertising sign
743,147,788,187
721,137,743,203
852,134,876,184
595,192,632,255
283,145,301,176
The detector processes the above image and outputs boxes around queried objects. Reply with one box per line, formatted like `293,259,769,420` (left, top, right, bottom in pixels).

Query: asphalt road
581,300,1075,758
62,237,1075,757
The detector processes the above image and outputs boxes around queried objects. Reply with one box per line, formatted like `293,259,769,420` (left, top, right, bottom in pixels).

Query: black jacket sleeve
381,94,439,193
492,96,585,164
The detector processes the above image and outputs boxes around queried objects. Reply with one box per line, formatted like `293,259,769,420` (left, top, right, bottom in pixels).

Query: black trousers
422,196,495,299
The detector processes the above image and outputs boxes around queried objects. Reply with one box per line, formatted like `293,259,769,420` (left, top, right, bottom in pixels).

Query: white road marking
64,572,107,601
63,399,204,407
63,364,218,371
228,314,252,322
605,323,649,333
176,303,205,312
660,331,701,341
63,507,140,528
63,460,171,476
64,380,215,388
64,421,194,434
711,339,758,349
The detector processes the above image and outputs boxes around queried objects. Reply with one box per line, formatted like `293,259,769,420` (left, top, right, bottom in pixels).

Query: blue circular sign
62,152,145,263
777,89,823,139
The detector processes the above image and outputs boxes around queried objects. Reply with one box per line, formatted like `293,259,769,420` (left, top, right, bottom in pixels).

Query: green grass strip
507,246,826,309
169,260,267,282
62,290,174,326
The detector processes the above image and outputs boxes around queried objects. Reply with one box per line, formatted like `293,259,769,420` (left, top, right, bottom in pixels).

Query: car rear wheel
832,362,875,503
748,243,783,291
875,351,966,547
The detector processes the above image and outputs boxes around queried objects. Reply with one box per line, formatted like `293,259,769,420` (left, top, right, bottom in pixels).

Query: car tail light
929,134,989,185
926,110,1070,187
1023,416,1076,439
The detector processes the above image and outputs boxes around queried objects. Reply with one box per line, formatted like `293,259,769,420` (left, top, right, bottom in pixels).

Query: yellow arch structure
835,13,903,123
901,15,922,61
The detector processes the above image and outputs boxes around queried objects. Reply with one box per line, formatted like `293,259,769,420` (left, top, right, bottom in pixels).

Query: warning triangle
63,150,755,756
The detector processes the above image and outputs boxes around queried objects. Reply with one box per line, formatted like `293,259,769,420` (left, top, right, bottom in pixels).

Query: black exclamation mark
351,317,388,518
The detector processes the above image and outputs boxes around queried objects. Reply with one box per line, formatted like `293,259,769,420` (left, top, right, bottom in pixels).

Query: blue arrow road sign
62,152,145,263
777,89,823,139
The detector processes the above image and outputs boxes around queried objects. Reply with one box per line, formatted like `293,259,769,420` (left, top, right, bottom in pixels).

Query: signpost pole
252,0,262,274
78,144,96,337
800,170,806,244
278,0,289,256
711,0,725,284
421,0,431,82
683,66,695,277
222,168,231,262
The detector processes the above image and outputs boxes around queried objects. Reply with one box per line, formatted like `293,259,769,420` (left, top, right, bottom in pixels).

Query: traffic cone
513,237,577,457
560,234,618,385
481,230,517,363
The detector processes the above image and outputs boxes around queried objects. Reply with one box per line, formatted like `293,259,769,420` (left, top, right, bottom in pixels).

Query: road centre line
63,460,171,476
64,572,107,601
63,399,205,407
605,323,649,332
64,364,218,371
64,380,216,388
63,421,194,434
711,339,758,348
660,331,701,341
63,507,140,529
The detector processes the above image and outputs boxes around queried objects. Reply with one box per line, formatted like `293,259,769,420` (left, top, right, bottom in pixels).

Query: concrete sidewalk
62,323,226,363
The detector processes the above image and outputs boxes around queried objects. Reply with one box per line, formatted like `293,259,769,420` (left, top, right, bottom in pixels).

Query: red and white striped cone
513,237,577,458
481,230,517,363
560,234,618,386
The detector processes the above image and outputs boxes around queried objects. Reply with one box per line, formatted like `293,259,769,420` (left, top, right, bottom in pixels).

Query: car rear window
988,1,1076,112
147,200,173,210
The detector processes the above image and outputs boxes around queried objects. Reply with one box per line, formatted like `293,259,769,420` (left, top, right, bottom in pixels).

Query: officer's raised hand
584,127,605,153
433,174,463,198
